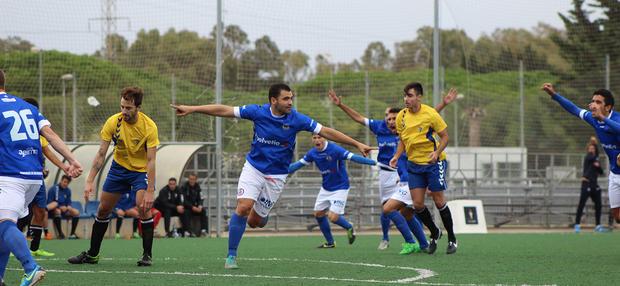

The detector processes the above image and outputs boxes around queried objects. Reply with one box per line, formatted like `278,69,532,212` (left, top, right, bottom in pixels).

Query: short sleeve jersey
101,112,159,172
234,104,322,175
301,142,352,191
396,104,448,165
0,92,50,180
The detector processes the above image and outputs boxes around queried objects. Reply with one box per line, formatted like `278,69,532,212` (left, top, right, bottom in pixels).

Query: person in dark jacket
180,174,208,237
154,178,183,237
575,142,606,233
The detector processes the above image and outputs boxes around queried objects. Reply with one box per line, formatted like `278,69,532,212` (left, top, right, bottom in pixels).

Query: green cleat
67,251,99,264
31,249,55,257
346,226,356,245
114,233,121,239
399,242,420,255
224,255,239,269
132,232,141,239
19,265,45,286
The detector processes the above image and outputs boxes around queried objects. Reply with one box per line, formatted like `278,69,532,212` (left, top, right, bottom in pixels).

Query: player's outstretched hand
68,161,83,178
389,156,398,168
170,104,193,116
328,89,342,106
541,83,556,96
356,143,377,157
443,88,458,105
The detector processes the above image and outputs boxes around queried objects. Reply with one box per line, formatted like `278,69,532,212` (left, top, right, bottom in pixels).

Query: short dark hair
188,173,197,178
593,89,614,107
403,82,423,96
268,83,292,102
168,177,177,182
0,70,5,89
121,86,144,107
23,98,39,109
61,175,72,182
387,107,402,114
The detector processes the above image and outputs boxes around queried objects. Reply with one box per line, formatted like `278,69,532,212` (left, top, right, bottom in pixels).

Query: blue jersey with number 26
0,92,50,180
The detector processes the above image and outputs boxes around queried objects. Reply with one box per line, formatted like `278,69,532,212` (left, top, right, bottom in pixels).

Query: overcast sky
2,0,577,63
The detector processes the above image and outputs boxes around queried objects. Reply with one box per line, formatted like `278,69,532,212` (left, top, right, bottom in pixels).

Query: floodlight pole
215,0,223,238
433,0,440,106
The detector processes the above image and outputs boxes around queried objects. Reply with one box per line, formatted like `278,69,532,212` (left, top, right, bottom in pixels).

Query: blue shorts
103,161,148,194
32,183,47,209
114,201,135,212
407,160,447,192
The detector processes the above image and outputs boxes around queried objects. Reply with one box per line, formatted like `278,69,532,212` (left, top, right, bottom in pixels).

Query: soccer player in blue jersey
0,70,82,286
328,89,456,252
542,83,620,224
288,134,376,248
171,83,375,269
68,87,159,267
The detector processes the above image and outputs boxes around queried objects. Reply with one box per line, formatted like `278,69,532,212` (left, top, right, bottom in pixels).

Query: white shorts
608,172,620,208
389,182,413,206
313,188,350,215
378,169,399,203
236,161,287,218
0,176,42,221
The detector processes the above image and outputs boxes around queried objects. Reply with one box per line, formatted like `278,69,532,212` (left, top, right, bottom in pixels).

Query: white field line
6,257,557,286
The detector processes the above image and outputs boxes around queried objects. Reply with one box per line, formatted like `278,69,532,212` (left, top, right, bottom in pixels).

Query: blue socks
387,211,415,244
333,215,353,230
227,213,247,257
315,216,334,244
407,215,428,249
0,243,9,279
380,213,390,241
0,220,37,273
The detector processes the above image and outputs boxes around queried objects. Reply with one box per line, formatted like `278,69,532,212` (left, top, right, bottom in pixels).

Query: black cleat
446,241,458,254
67,251,99,264
137,254,152,266
317,242,336,248
428,231,442,255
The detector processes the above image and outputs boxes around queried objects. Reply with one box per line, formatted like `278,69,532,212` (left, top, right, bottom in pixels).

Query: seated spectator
180,174,208,237
154,177,184,237
114,192,140,239
47,175,80,239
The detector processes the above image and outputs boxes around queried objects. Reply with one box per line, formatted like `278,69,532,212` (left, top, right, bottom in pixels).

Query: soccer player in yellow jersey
68,87,159,266
390,82,457,255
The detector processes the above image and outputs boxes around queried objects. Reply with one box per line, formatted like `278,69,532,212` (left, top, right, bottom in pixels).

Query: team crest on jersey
282,124,290,130
326,155,332,161
237,188,245,196
418,127,423,132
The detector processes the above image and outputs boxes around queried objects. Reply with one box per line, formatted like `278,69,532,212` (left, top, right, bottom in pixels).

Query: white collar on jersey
319,141,329,152
0,91,6,95
269,106,286,118
608,110,614,119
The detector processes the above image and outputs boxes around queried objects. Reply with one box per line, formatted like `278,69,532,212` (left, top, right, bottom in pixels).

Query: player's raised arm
542,83,585,118
288,160,309,174
318,127,376,157
328,89,366,126
40,126,82,178
171,104,236,118
435,88,458,113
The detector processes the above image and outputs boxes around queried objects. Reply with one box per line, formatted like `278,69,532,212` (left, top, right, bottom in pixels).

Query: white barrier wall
446,199,488,234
